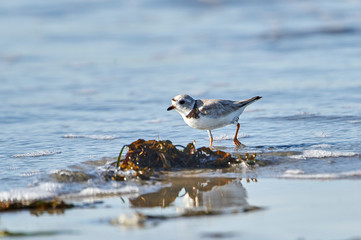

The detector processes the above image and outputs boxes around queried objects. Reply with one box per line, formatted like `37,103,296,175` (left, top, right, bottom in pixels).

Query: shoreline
1,178,360,240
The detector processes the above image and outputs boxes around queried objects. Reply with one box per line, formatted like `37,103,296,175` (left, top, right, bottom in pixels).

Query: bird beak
167,105,175,111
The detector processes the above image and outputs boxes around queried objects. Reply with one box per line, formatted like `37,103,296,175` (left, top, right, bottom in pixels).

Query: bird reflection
129,177,255,213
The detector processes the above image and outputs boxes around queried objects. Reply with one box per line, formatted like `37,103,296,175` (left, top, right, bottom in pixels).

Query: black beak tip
167,106,175,111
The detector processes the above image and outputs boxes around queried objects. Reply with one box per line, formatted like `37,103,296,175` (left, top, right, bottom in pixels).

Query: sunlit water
1,0,361,201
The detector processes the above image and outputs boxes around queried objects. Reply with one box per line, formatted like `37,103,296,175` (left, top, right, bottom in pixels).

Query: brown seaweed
110,139,259,181
0,230,70,237
118,139,239,170
0,198,74,213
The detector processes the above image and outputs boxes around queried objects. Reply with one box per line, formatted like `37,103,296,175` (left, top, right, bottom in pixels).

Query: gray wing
198,96,262,118
198,99,240,118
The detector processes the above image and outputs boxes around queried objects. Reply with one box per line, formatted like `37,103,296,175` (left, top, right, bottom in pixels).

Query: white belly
182,113,238,130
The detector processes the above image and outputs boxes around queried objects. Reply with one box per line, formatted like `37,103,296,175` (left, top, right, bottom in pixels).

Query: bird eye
179,100,185,105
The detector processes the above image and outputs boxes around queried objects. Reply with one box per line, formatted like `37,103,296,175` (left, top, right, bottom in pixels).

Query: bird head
167,94,195,115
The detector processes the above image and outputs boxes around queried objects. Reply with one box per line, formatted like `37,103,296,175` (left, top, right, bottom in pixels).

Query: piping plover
167,94,262,147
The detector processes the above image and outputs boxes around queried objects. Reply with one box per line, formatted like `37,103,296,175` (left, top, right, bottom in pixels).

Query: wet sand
1,178,360,240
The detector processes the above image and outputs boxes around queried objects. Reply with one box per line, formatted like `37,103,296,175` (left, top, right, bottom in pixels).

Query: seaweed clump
106,139,260,181
118,139,237,170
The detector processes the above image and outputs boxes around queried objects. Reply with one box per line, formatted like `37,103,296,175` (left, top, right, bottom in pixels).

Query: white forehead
172,94,192,101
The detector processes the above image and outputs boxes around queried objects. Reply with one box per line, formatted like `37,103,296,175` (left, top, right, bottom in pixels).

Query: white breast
181,110,241,130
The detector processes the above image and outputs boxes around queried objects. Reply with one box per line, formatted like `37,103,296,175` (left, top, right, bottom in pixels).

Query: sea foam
282,169,361,179
63,134,117,140
78,186,139,196
291,150,357,159
213,133,249,141
0,182,62,201
11,150,61,158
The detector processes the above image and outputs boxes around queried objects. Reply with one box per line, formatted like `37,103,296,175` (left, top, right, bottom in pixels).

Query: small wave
213,134,233,141
8,166,20,170
0,182,62,202
311,144,332,148
76,186,140,198
244,108,263,113
20,170,42,177
146,119,163,124
291,150,358,159
261,26,358,41
314,132,330,138
348,120,361,124
0,184,140,202
281,169,361,180
213,133,249,141
285,112,318,120
63,134,117,140
11,150,61,158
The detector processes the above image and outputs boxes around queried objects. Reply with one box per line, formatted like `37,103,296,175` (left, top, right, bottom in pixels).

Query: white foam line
348,120,361,124
315,132,330,138
310,144,332,149
281,169,361,180
213,133,249,141
291,150,358,159
63,134,117,140
0,182,62,202
60,186,140,201
11,150,61,158
20,170,42,177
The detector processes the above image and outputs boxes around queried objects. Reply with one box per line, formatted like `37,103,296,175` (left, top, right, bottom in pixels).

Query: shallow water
1,0,361,197
1,178,360,240
1,0,361,238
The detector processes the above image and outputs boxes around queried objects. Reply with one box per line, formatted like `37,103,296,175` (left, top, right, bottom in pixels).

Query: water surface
1,0,361,238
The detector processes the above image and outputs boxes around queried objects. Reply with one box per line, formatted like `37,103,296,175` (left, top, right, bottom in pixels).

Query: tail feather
236,96,262,108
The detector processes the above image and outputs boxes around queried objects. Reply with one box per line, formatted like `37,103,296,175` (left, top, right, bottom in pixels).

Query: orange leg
234,123,242,147
207,130,213,148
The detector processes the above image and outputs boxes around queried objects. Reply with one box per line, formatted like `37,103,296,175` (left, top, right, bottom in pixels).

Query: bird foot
209,144,216,150
234,138,246,148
